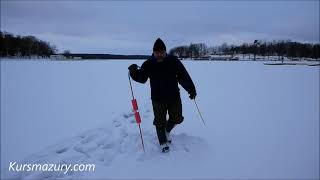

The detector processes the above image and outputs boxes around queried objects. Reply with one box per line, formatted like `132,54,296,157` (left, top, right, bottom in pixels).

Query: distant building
230,56,239,61
50,54,66,60
209,54,239,61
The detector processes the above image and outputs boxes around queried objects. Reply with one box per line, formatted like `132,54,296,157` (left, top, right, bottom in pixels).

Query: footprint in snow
55,147,69,154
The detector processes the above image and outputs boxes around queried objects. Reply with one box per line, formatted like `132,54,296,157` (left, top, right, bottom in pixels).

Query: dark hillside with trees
169,40,320,60
0,31,57,58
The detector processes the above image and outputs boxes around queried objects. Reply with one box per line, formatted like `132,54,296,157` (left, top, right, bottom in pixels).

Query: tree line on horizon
169,40,320,60
1,31,319,60
0,31,149,60
0,31,57,57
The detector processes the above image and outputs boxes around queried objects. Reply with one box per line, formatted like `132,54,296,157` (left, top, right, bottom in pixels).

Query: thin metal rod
138,124,145,153
128,71,145,152
194,99,206,126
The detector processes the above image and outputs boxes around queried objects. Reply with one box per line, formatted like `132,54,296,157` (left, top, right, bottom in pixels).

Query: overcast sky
1,1,319,54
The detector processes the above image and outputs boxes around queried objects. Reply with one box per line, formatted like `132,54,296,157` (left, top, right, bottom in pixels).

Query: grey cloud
1,1,318,54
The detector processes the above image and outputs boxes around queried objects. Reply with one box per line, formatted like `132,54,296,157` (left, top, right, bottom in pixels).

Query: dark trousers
152,97,184,145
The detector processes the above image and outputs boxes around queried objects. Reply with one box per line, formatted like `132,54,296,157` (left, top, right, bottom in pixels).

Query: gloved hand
189,92,197,99
128,64,138,72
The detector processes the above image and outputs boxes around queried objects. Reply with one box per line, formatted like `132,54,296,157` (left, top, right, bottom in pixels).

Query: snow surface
1,59,319,179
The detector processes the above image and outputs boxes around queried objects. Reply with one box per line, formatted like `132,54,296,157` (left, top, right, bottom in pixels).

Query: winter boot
160,143,170,153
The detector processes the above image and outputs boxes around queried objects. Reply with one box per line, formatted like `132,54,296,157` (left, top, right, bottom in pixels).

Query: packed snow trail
4,100,209,179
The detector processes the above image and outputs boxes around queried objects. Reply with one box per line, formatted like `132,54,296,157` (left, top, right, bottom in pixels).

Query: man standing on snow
128,38,197,153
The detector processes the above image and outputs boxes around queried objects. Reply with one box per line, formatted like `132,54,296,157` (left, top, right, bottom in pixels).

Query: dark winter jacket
130,54,196,102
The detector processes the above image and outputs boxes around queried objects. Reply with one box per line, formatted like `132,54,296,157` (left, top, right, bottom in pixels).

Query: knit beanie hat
153,38,166,51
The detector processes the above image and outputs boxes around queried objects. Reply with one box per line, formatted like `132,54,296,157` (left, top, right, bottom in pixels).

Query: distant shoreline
1,57,319,64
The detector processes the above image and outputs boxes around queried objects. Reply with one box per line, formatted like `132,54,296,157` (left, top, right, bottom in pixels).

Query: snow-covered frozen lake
1,59,319,179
